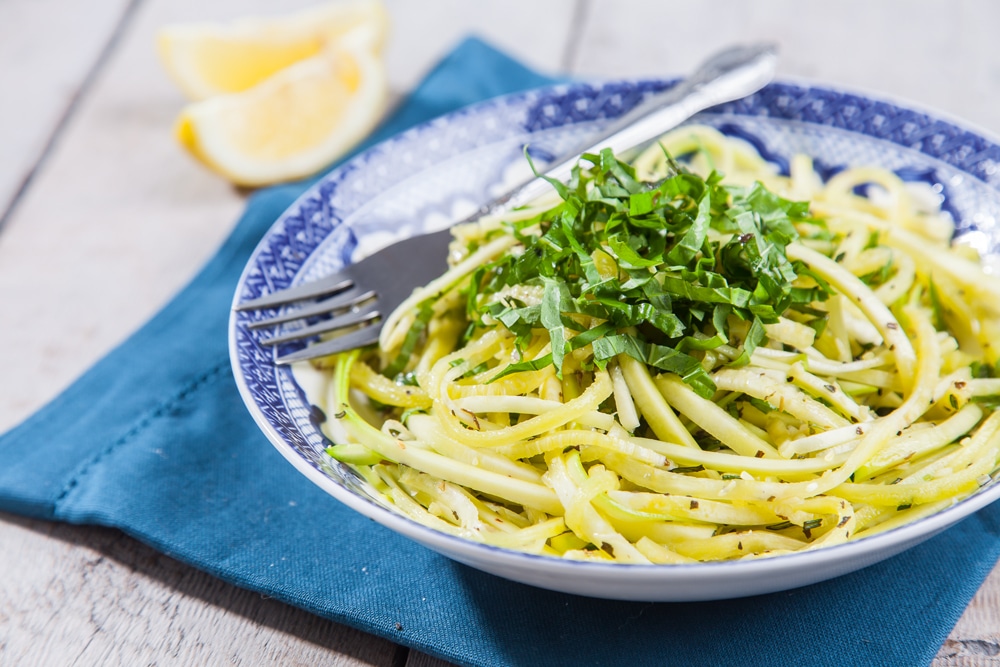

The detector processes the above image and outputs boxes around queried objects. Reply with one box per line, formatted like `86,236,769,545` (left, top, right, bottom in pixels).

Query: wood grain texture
574,0,1000,133
937,563,1000,665
0,0,131,221
0,0,254,434
406,651,456,667
0,513,404,666
1,0,999,665
381,0,577,91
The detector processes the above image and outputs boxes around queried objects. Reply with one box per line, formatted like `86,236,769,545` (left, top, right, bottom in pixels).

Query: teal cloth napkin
2,37,999,667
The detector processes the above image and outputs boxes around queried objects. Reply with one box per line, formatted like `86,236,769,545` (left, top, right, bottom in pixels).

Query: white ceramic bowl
230,78,1000,601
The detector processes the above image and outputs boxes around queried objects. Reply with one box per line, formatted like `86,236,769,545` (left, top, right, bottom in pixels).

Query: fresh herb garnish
384,300,435,377
468,148,818,396
671,464,706,474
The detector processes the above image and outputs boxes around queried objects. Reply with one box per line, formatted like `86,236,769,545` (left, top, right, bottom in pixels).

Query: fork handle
484,43,779,215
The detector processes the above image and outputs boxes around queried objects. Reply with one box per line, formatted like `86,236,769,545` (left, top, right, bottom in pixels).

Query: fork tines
236,228,454,364
247,285,376,330
238,268,382,363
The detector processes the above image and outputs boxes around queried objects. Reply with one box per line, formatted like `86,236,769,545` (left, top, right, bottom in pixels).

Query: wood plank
0,0,131,223
937,562,1000,664
0,0,245,433
407,652,456,667
572,0,1000,132
382,0,576,93
0,513,404,666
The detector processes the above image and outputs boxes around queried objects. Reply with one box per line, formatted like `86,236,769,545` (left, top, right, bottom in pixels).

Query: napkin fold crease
1,36,998,667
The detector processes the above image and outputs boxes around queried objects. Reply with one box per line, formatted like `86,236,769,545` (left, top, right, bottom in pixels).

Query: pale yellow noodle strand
619,355,699,448
787,243,917,387
653,373,781,458
433,369,614,448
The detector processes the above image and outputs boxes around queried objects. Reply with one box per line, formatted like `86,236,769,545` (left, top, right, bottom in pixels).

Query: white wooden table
2,1,999,664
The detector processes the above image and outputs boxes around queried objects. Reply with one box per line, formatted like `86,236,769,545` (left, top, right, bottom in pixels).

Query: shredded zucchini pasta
298,124,1000,564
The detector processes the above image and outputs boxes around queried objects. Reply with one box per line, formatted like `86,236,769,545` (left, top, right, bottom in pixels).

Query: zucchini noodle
298,124,1000,563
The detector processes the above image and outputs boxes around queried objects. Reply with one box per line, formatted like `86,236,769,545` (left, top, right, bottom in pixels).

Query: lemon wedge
174,25,387,187
158,0,388,101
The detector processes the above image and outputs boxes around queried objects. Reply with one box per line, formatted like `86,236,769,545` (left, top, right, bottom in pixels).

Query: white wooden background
2,1,999,664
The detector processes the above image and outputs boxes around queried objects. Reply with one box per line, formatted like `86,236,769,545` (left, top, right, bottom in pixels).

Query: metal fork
235,43,779,364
